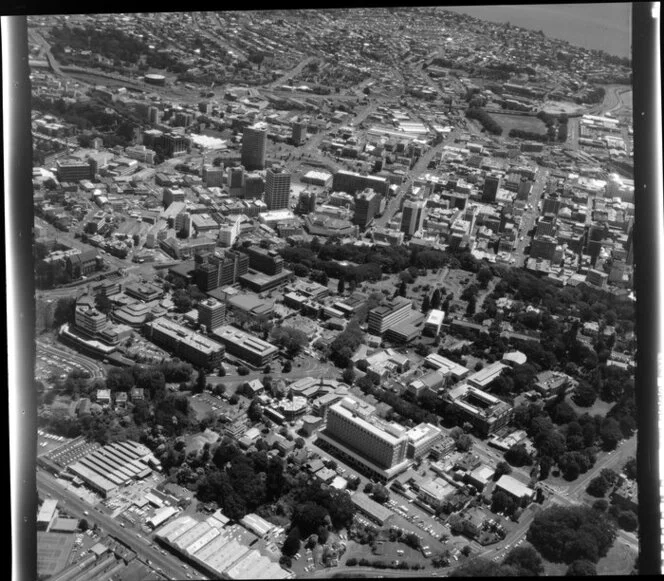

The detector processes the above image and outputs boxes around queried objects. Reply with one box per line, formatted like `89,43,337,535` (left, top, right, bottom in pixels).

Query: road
268,56,318,90
486,435,640,558
30,29,62,75
301,565,442,578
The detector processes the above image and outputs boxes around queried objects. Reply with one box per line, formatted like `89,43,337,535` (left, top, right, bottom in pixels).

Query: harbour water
446,3,631,59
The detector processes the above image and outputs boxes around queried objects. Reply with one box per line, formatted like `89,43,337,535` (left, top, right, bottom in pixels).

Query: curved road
37,339,106,379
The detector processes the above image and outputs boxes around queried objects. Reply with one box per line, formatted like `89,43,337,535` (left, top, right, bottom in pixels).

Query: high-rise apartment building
318,397,410,481
197,298,226,333
241,125,267,171
354,188,381,229
265,166,291,211
400,199,427,237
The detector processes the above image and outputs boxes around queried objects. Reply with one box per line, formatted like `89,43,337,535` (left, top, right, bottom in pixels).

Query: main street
511,167,550,266
37,469,206,580
373,128,461,230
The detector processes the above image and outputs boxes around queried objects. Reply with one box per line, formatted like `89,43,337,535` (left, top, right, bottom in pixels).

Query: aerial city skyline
28,6,638,579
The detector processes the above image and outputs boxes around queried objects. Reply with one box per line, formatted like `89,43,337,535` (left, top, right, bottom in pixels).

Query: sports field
493,113,548,135
37,531,76,577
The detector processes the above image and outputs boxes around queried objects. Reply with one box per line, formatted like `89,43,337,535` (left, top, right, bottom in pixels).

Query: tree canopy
526,506,616,564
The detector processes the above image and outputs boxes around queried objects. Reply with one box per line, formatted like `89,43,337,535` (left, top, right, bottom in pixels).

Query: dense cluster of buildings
32,7,635,577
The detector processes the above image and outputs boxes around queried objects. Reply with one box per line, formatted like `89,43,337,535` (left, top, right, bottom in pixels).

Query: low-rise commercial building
145,317,225,369
406,423,444,459
210,325,278,368
444,384,513,437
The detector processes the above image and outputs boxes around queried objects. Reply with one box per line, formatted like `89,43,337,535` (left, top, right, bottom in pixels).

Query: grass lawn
596,538,637,575
493,113,548,136
541,538,637,576
565,393,614,417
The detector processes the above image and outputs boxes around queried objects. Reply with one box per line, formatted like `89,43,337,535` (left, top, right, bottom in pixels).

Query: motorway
37,469,205,580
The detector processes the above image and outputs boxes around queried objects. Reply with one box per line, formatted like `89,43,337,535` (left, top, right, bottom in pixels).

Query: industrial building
66,440,158,498
155,515,292,580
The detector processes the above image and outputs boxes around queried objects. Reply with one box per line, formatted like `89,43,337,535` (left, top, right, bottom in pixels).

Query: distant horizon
446,3,632,59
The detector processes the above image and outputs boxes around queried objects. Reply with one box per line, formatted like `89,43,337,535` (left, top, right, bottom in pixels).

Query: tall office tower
148,106,162,124
227,166,245,190
174,211,191,238
218,215,241,247
516,177,533,201
482,175,501,202
542,196,561,215
243,246,284,275
163,187,186,208
535,213,557,238
241,124,268,170
400,199,427,237
265,166,291,210
318,397,410,480
297,190,317,214
291,121,306,145
368,296,412,335
354,188,381,229
194,251,249,291
202,165,224,187
197,298,226,333
243,172,264,199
